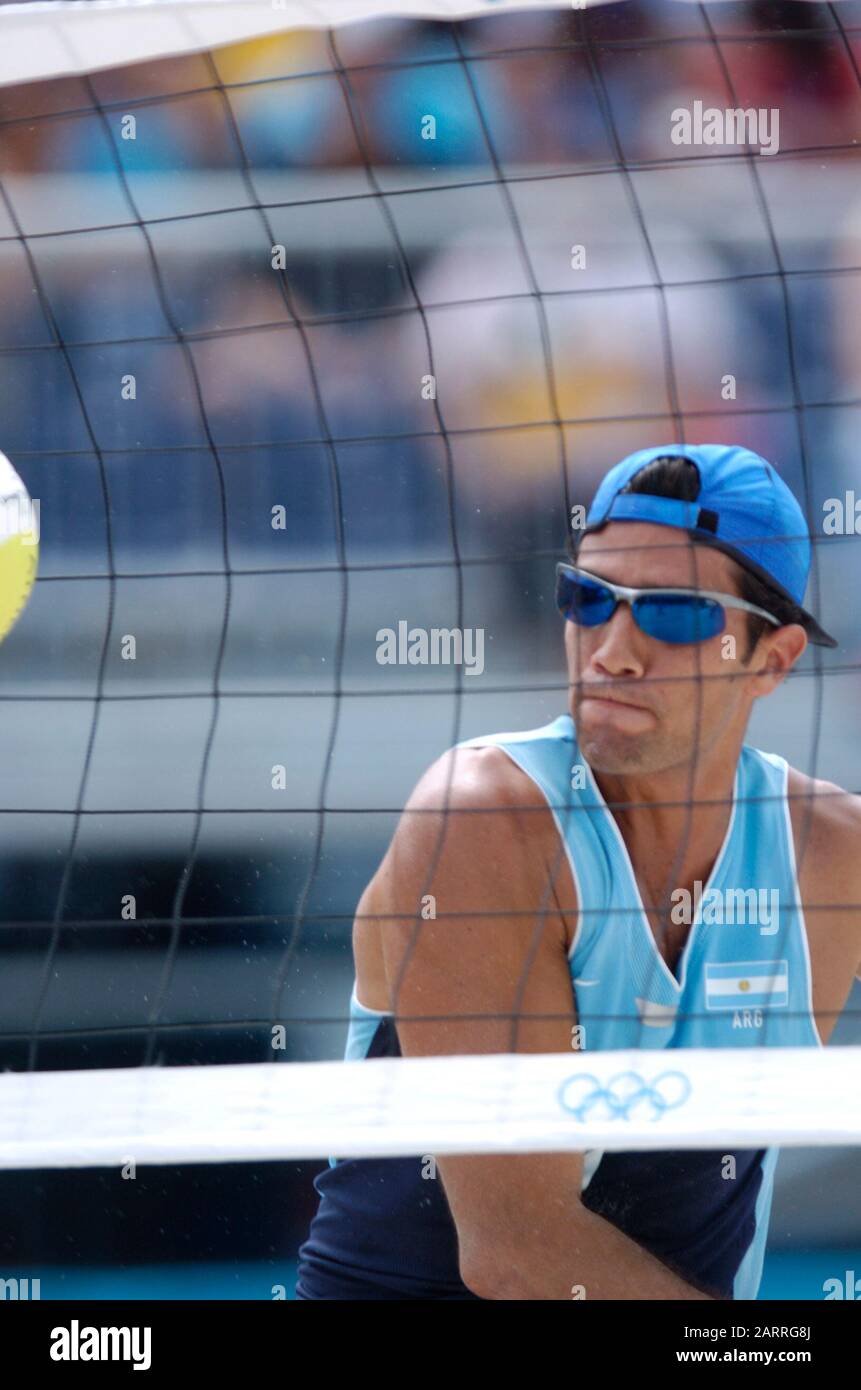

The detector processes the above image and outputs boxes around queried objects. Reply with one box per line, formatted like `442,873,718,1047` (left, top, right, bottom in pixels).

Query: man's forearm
462,1205,717,1301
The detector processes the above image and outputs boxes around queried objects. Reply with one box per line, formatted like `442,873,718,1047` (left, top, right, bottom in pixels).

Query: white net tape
0,0,617,86
1,1046,859,1170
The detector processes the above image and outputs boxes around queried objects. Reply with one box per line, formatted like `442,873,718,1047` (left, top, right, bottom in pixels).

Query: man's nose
584,603,646,675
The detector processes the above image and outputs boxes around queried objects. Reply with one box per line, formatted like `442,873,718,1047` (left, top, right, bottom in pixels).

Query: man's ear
749,623,807,692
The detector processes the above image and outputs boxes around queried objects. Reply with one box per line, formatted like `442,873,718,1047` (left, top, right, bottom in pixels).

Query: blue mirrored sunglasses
555,564,782,647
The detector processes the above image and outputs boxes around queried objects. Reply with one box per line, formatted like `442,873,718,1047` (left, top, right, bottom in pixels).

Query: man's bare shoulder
378,739,568,913
403,741,548,817
786,768,861,983
787,766,861,847
786,765,861,893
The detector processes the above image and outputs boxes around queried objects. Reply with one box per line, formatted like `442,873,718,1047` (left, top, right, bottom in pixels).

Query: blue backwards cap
583,444,836,648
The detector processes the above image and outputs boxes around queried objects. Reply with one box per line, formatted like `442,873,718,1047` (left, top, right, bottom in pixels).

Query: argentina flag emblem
705,960,789,1011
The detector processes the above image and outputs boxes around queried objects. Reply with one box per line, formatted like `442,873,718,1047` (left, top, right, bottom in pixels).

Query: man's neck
589,743,742,889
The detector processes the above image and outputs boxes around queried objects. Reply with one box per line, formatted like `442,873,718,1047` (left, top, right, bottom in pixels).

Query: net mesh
0,0,859,1170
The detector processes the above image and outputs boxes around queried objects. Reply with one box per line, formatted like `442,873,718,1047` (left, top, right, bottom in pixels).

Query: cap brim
797,609,839,649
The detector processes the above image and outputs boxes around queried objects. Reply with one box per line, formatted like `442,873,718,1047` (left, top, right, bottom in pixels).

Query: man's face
566,522,762,776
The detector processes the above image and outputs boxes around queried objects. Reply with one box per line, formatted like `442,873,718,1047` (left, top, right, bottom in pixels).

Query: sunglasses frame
555,563,783,639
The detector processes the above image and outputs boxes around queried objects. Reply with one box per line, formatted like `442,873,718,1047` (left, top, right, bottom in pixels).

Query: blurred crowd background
0,0,859,1298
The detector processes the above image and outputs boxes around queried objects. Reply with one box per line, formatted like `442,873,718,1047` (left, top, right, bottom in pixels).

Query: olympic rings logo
557,1069,691,1122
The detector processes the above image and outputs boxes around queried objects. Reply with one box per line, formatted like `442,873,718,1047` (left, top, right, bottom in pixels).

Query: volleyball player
297,444,861,1300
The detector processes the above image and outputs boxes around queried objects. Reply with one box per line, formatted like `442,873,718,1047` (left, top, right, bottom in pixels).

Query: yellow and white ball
0,452,38,643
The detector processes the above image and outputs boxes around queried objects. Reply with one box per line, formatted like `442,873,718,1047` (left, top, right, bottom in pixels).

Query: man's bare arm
790,774,861,1005
368,745,715,1301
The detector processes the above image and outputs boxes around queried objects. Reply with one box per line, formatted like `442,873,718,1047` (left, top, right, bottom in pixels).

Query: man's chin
574,710,658,774
577,732,648,774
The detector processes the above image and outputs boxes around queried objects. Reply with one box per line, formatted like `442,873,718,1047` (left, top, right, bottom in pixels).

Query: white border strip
0,0,616,89
0,1046,858,1169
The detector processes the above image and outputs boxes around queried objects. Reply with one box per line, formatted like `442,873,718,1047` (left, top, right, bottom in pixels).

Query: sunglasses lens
634,595,725,644
557,572,617,627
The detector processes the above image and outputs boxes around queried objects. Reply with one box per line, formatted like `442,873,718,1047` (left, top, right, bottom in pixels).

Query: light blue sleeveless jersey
342,713,822,1300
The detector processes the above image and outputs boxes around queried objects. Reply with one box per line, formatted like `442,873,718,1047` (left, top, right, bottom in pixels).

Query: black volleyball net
0,0,859,1174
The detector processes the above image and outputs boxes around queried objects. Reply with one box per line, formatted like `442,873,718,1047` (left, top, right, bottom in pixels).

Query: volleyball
0,452,38,643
